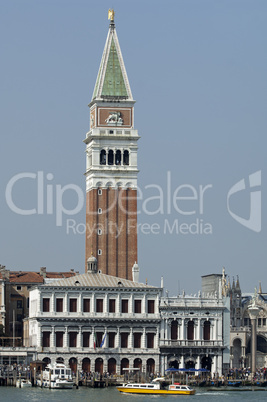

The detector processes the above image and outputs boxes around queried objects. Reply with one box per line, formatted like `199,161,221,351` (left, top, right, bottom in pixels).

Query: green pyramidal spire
92,17,133,101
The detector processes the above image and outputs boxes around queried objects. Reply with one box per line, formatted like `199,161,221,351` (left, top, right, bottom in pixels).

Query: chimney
40,267,47,278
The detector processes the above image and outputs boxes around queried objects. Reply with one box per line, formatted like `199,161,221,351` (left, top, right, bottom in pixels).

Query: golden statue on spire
108,9,115,21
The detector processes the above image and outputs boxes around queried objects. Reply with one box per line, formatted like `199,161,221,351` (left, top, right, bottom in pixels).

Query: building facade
159,278,229,376
230,278,267,369
28,259,161,375
84,12,139,280
0,265,76,345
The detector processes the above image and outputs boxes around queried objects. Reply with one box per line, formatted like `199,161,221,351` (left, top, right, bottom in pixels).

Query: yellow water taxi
117,382,195,395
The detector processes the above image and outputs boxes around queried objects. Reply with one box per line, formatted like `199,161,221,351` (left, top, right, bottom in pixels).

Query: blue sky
0,0,266,294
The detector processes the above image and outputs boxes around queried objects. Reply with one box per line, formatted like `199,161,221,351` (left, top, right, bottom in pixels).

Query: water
0,386,266,402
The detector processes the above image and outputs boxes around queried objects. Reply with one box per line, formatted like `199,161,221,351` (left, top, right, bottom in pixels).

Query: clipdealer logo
4,170,262,234
227,170,261,233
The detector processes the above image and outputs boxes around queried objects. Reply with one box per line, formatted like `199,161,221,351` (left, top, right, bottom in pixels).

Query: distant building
27,258,161,375
0,265,76,345
230,277,267,368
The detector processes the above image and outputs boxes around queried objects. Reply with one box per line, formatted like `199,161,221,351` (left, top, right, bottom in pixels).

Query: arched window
123,150,129,165
115,150,121,165
100,150,106,165
203,321,210,341
108,150,114,165
187,320,194,340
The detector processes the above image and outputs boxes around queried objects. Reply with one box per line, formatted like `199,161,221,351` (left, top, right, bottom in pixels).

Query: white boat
37,363,74,389
16,379,32,388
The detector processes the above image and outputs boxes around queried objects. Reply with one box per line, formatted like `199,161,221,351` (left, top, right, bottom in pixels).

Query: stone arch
201,355,212,371
96,181,103,188
146,358,155,374
134,358,142,371
42,357,51,365
233,338,242,367
185,359,195,369
95,357,104,374
108,358,117,374
56,357,64,364
108,149,114,165
82,358,90,373
115,150,121,165
121,358,129,375
125,182,133,189
168,358,179,369
69,357,77,373
100,150,106,165
105,181,113,188
123,150,129,165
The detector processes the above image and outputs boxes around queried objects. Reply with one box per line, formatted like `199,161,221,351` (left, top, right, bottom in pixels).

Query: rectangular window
56,332,64,347
263,318,266,326
56,298,63,312
83,332,90,348
83,299,90,312
147,333,154,348
96,299,103,312
134,300,142,314
147,300,155,314
69,332,77,347
98,189,102,195
108,332,116,348
258,318,262,326
17,300,23,309
121,299,128,313
69,298,77,312
98,249,102,255
109,299,116,313
16,286,21,291
42,298,50,312
42,332,50,347
134,333,142,348
121,332,128,348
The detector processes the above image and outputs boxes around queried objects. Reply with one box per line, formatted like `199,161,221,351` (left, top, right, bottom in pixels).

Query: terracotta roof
0,270,77,284
9,271,44,284
43,272,157,289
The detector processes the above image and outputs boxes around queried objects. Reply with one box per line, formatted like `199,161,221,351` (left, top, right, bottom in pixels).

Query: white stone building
28,259,161,375
159,273,230,376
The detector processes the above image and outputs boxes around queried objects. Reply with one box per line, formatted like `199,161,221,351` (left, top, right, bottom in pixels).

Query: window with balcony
69,332,77,347
147,333,154,348
121,299,128,313
108,332,116,348
83,332,90,347
187,320,194,340
121,332,128,348
134,300,142,314
96,299,103,313
42,298,50,312
171,320,178,340
42,331,50,347
147,300,155,314
203,321,210,340
109,299,116,313
56,332,64,347
134,333,142,348
69,298,77,312
83,299,90,312
56,298,63,312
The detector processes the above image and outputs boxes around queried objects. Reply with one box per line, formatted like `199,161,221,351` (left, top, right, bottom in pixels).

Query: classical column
181,319,185,341
51,326,55,348
196,355,200,370
50,293,55,313
77,326,82,348
63,327,68,348
248,302,260,377
129,327,133,349
180,355,184,369
142,327,146,348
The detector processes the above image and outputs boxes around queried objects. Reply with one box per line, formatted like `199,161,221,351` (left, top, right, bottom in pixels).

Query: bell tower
84,10,139,280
